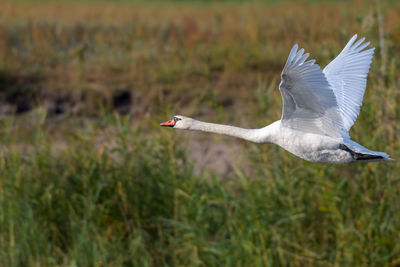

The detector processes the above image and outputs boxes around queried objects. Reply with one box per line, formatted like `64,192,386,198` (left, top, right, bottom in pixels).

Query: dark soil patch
0,70,40,114
112,89,131,115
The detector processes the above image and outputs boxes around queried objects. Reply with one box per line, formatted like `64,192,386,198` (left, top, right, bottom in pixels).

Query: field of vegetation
0,0,400,266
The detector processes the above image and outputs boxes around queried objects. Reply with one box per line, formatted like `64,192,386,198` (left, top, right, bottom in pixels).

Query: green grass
0,0,400,266
0,113,399,266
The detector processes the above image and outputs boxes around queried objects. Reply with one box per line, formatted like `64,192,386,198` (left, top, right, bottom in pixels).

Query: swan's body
161,35,391,163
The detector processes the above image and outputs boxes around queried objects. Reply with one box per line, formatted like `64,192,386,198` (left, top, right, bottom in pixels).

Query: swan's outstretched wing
323,34,374,132
279,44,346,138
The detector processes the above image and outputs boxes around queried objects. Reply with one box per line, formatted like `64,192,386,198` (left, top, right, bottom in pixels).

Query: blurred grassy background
0,0,400,266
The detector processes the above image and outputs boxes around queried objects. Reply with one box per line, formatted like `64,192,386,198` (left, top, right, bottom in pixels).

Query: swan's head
160,115,193,129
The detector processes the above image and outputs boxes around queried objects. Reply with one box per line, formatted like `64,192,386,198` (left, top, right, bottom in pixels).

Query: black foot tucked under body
339,144,383,161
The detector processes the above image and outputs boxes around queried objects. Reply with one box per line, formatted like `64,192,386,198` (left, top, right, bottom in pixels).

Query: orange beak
160,119,175,127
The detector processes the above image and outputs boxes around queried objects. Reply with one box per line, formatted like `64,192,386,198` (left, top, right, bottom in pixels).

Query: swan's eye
173,117,182,123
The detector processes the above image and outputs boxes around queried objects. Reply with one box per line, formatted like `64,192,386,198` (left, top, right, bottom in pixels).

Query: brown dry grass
1,1,399,121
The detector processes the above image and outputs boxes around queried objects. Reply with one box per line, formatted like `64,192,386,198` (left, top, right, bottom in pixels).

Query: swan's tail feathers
341,140,392,162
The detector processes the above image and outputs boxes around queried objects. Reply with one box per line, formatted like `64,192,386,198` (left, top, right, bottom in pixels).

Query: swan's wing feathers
279,45,346,138
323,34,375,131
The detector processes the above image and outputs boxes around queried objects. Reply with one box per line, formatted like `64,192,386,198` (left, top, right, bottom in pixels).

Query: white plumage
161,34,391,163
279,43,346,138
323,35,375,132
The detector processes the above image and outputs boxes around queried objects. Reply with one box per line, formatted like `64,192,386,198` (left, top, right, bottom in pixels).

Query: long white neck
184,119,277,144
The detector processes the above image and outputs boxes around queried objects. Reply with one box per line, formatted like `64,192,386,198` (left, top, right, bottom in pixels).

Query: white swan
160,34,391,163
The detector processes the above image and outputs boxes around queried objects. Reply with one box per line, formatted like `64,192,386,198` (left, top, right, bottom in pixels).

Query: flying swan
160,35,391,163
